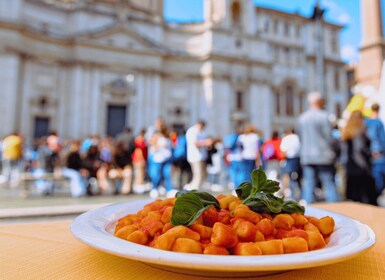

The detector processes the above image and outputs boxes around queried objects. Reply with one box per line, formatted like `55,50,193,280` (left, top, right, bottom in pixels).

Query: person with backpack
172,130,191,190
262,131,285,181
223,131,243,189
238,124,261,183
280,128,302,199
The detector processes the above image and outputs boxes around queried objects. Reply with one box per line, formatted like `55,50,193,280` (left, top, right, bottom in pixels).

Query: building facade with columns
0,0,347,141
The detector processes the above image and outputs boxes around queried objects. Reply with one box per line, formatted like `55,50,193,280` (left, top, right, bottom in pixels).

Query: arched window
299,92,304,113
231,1,241,26
285,85,294,116
275,91,281,115
236,91,244,110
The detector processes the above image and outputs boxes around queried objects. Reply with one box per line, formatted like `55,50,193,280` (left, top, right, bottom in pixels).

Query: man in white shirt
185,121,212,190
280,129,302,199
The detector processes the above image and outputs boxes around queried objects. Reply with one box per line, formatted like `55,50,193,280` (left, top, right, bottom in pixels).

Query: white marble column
151,74,161,121
57,66,69,138
69,66,83,138
90,69,101,135
189,80,198,125
134,74,145,132
19,61,32,139
249,84,272,139
0,54,20,137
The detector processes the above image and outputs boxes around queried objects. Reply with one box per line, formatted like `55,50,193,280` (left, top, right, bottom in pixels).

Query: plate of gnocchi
71,195,375,277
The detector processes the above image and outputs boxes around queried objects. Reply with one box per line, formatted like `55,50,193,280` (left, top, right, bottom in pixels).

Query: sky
164,0,385,63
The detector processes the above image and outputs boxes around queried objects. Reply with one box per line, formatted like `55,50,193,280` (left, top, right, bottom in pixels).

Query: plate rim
70,199,376,272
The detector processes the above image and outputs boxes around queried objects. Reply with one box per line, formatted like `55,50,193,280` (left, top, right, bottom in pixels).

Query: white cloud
341,44,359,62
321,0,351,25
337,12,351,24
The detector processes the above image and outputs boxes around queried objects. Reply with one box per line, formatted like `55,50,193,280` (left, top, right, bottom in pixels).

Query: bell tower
356,0,385,88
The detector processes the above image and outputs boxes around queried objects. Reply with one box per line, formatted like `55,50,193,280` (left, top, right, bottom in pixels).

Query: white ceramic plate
70,199,376,277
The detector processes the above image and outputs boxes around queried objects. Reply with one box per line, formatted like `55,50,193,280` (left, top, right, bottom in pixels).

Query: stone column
134,74,144,133
250,84,271,139
90,69,101,135
69,66,83,139
0,54,20,137
151,74,161,121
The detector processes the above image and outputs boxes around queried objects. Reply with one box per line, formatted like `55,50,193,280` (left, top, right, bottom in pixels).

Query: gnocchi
114,195,334,255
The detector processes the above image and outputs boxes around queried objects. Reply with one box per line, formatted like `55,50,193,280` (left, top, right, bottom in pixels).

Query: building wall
0,0,347,141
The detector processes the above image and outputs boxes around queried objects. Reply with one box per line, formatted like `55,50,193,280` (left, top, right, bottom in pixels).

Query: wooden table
0,202,384,280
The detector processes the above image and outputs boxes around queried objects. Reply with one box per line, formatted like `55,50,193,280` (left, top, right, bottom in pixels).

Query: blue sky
164,0,385,63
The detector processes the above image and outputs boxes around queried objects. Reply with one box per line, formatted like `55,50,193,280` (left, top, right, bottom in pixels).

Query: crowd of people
1,91,385,206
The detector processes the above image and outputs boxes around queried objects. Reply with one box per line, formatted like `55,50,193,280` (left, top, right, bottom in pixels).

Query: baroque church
0,0,347,140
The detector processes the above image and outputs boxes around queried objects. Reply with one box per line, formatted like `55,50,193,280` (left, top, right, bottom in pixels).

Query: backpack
223,134,239,151
262,143,276,160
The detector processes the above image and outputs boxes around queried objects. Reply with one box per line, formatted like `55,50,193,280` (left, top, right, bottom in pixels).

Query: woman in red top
261,131,284,181
132,129,148,186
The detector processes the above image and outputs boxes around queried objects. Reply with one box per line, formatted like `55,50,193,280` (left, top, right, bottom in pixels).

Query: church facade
0,0,347,140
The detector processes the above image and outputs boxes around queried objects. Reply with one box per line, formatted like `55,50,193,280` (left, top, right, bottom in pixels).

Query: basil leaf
235,182,253,200
257,193,282,213
251,167,267,193
259,180,280,194
176,190,220,209
170,191,220,226
282,200,305,214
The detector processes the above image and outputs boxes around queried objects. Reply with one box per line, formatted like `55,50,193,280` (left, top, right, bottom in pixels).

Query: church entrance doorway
106,105,127,137
33,117,50,139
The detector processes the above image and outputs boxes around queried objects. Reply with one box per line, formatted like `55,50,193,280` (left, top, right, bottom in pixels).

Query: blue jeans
61,168,87,197
302,165,339,204
229,161,244,188
149,160,174,192
242,159,256,183
372,162,385,192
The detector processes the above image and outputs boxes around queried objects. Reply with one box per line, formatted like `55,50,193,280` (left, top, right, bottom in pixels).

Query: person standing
340,111,378,205
238,124,261,183
172,130,191,190
223,130,243,189
132,129,148,188
280,128,302,199
46,131,61,172
61,141,88,197
185,121,212,190
365,103,385,194
2,132,23,187
261,131,284,181
296,92,339,204
148,126,175,198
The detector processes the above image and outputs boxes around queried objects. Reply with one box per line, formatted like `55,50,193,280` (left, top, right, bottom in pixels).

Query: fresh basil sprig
170,190,220,226
236,167,305,214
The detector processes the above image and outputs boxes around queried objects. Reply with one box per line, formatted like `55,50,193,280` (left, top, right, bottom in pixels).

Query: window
335,103,342,119
235,38,242,48
285,85,294,116
271,45,278,60
331,33,338,53
273,19,279,34
296,25,301,38
334,70,340,91
284,47,290,65
284,23,290,37
231,1,241,26
275,91,281,115
299,93,304,113
264,18,270,33
236,91,244,110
